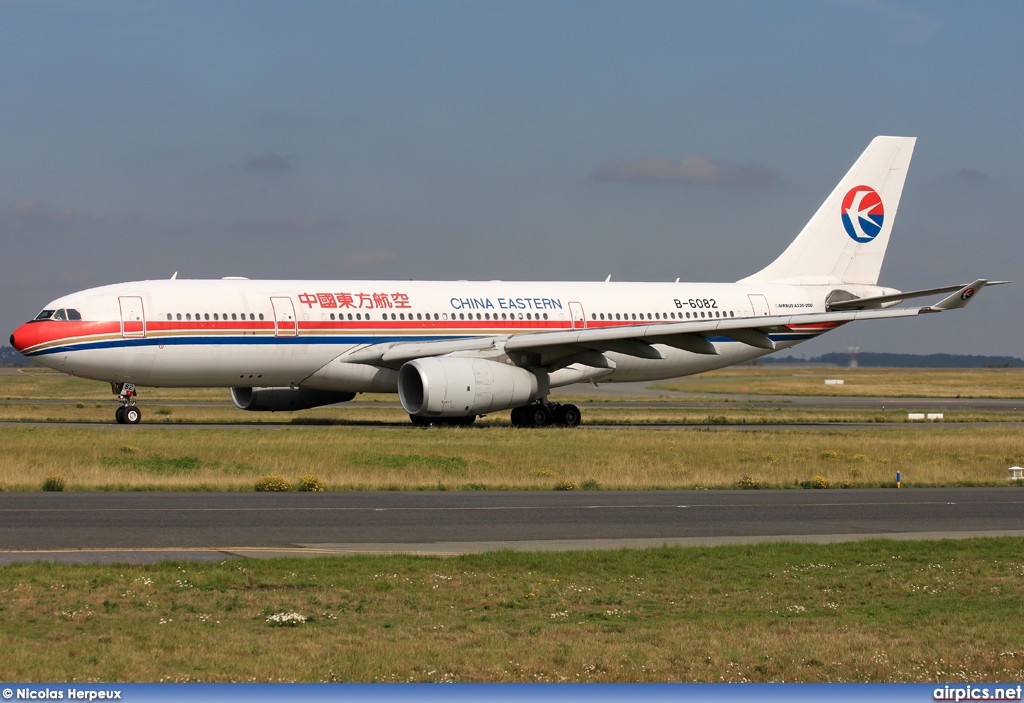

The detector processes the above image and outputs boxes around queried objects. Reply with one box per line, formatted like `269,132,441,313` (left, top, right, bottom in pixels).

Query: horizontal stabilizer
829,280,1008,310
922,279,991,312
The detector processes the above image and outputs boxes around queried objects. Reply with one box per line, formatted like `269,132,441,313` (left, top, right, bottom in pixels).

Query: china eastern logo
841,185,884,243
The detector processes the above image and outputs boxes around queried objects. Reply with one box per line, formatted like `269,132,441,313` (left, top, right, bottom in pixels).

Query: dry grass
2,401,1021,427
0,424,1022,491
1,538,1023,682
654,366,1024,398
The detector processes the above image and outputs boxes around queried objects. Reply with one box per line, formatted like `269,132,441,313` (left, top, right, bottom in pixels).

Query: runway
1,487,1021,563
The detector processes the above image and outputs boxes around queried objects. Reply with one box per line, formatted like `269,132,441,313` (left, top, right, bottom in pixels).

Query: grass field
654,366,1024,398
2,424,1022,491
3,400,1023,427
2,538,1022,682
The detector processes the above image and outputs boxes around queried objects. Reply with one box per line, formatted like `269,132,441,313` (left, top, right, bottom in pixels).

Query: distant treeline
762,352,1024,368
0,345,33,366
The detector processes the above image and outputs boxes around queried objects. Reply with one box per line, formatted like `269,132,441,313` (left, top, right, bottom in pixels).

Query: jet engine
230,386,355,412
398,357,541,418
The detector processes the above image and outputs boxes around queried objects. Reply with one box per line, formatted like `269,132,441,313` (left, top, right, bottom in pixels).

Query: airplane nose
10,324,36,353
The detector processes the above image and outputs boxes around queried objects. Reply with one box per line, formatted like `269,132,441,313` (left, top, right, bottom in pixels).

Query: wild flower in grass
297,474,326,492
811,475,830,489
786,605,806,613
254,475,291,492
820,450,841,461
736,475,760,489
555,480,578,491
267,611,307,626
550,611,569,619
119,445,140,454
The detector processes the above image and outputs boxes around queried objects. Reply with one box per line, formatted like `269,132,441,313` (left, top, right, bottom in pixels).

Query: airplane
8,136,1004,428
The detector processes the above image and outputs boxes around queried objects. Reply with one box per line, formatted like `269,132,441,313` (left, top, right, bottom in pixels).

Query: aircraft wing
340,280,994,368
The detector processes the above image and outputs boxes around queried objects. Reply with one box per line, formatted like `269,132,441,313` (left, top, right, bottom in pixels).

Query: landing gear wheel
555,403,581,428
115,406,126,424
123,406,141,425
525,404,550,428
410,414,431,427
455,415,476,427
510,406,528,427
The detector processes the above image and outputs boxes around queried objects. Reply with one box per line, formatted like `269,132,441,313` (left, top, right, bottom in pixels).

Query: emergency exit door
568,301,587,329
271,296,297,337
119,296,145,338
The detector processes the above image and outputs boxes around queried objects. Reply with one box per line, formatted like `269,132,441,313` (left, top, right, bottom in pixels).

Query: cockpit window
52,309,67,321
34,310,55,321
66,309,82,320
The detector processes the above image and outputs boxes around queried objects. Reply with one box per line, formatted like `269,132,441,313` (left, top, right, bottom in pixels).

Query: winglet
922,279,988,312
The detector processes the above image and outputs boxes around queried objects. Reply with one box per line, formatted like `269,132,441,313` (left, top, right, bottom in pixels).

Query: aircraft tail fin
741,136,916,286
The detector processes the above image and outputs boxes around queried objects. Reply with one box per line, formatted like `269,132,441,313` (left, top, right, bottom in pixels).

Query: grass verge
1,425,1024,491
1,538,1022,682
653,366,1024,398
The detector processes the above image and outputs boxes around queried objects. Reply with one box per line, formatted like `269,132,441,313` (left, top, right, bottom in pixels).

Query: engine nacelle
230,386,355,412
398,357,540,417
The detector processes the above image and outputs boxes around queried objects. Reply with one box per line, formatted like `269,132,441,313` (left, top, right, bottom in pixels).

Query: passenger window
329,313,335,320
250,313,255,320
177,313,182,321
204,313,210,320
186,314,192,321
167,314,172,321
442,313,448,320
543,313,548,320
348,314,353,320
231,313,237,320
399,313,405,320
417,313,423,320
391,313,396,320
259,313,264,320
434,313,440,320
730,311,735,317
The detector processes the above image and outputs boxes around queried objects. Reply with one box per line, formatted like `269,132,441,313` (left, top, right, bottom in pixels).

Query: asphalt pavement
1,487,1021,563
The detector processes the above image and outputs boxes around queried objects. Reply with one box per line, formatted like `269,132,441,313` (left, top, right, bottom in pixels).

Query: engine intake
230,387,355,412
398,357,540,417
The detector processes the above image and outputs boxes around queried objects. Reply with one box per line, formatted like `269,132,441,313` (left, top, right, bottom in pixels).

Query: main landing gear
510,401,581,428
112,383,141,425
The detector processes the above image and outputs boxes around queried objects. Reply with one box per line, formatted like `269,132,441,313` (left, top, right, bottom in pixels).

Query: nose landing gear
112,383,142,425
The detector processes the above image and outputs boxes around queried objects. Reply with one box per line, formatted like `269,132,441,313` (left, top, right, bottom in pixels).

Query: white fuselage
13,278,879,392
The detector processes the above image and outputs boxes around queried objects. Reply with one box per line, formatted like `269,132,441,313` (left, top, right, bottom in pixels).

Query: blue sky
2,1,1021,356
